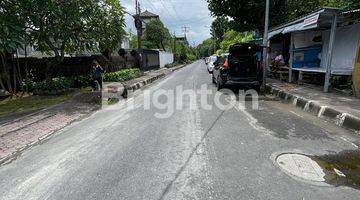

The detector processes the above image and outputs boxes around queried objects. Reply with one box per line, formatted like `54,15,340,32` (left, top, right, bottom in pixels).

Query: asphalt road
1,61,359,200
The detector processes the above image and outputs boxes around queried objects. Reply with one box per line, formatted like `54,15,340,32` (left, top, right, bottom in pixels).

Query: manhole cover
276,153,326,183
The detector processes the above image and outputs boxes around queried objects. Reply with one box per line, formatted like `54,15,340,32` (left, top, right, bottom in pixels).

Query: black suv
212,43,263,91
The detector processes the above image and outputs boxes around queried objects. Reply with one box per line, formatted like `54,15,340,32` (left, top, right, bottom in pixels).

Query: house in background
138,10,160,31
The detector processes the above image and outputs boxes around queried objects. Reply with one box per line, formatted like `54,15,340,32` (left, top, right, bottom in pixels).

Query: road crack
158,109,226,200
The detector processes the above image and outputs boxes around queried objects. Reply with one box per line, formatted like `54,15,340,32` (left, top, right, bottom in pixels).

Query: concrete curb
125,64,186,93
125,73,167,92
266,84,360,133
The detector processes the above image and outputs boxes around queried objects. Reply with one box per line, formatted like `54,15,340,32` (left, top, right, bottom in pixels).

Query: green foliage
207,0,286,31
22,75,91,93
73,75,92,88
178,44,189,63
0,92,77,116
144,20,171,50
219,31,253,52
130,35,138,49
10,0,126,62
0,0,25,53
103,68,141,82
22,68,142,94
196,38,216,58
187,53,197,61
21,80,36,92
165,62,180,68
33,77,74,94
207,0,360,32
211,17,230,47
197,30,254,56
0,0,27,93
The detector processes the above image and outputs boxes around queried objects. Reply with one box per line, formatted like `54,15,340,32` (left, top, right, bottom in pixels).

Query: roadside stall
268,8,360,93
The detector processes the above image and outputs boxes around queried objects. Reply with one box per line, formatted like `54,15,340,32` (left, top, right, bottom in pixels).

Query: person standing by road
90,60,105,91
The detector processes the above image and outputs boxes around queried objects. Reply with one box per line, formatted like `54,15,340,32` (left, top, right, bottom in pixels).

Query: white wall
121,37,130,49
322,23,360,75
159,51,174,68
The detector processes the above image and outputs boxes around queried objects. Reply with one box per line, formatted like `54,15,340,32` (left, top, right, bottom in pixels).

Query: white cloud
120,0,214,45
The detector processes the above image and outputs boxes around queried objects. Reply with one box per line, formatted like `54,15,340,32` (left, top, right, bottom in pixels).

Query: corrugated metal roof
269,8,341,32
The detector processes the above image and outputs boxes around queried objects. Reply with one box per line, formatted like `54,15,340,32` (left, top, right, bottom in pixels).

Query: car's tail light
223,59,229,69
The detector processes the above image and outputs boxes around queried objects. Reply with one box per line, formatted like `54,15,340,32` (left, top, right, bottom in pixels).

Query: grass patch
0,92,79,116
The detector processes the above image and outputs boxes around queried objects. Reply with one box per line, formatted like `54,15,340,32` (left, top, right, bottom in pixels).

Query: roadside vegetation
103,68,142,82
0,0,135,115
0,0,126,96
0,67,143,115
0,91,82,116
197,0,360,57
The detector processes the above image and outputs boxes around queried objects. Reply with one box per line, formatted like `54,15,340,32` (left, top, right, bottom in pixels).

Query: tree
219,30,253,53
18,0,126,77
130,35,138,49
144,20,171,50
207,0,287,32
207,0,360,33
178,44,188,63
211,17,229,47
196,38,216,58
0,0,26,93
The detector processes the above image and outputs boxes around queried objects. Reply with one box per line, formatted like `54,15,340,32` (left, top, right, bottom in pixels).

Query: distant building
137,10,160,30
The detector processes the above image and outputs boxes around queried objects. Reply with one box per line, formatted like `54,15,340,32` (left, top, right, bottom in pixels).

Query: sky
120,0,214,46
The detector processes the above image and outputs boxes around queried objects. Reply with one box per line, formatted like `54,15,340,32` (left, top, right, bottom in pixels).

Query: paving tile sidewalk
267,79,360,132
0,64,186,165
0,100,98,164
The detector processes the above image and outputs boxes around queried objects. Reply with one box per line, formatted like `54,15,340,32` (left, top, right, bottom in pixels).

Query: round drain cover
276,153,325,182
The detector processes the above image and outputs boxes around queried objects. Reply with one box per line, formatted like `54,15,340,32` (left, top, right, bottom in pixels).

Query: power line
166,18,210,26
142,0,160,14
159,0,182,23
157,0,180,22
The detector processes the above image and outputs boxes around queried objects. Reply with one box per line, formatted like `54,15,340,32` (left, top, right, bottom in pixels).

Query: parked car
212,43,263,91
207,55,218,74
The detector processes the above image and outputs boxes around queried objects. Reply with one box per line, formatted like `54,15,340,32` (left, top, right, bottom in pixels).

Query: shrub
21,80,36,92
33,77,74,95
165,62,180,68
103,68,141,82
187,53,196,61
73,75,91,88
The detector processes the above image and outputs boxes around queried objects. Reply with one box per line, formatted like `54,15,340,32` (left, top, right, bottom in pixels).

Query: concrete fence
159,51,174,68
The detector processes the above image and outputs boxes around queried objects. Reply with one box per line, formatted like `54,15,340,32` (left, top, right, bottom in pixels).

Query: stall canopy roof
268,7,344,39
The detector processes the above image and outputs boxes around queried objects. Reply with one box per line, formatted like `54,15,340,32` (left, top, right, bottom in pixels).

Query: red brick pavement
0,109,88,162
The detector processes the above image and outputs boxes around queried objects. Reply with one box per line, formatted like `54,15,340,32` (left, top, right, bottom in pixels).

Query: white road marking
290,111,304,118
340,136,359,148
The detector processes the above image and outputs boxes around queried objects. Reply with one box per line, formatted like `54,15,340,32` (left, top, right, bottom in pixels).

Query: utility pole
262,0,270,91
173,31,177,61
134,0,143,68
182,26,190,38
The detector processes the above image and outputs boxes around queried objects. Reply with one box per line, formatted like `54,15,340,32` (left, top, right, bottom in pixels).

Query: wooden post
324,13,338,92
